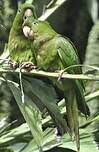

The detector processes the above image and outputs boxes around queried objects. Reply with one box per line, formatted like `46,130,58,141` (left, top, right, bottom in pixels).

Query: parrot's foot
20,62,37,71
8,60,18,69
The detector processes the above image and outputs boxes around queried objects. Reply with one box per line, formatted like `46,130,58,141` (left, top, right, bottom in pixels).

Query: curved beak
24,9,33,17
22,25,34,39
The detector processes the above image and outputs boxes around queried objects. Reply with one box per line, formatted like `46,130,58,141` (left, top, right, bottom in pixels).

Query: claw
20,61,37,71
8,60,18,69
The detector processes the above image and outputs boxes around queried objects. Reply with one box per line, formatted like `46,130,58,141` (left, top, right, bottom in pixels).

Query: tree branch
39,0,67,21
0,68,99,81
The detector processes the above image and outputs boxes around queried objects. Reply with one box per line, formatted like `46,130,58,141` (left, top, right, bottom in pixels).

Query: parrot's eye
18,9,21,13
23,15,27,21
32,21,38,25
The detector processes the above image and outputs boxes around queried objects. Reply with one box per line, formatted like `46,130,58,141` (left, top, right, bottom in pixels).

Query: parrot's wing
56,36,90,116
57,36,81,74
56,36,90,152
22,75,68,134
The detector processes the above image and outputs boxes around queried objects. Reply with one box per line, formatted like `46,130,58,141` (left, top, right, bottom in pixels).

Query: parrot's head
12,3,37,33
22,16,56,40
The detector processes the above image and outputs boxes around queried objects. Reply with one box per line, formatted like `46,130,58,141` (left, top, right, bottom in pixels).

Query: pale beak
24,9,33,17
23,25,34,39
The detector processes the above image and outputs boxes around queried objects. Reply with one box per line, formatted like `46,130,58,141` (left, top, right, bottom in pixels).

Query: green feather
23,17,90,152
8,3,37,64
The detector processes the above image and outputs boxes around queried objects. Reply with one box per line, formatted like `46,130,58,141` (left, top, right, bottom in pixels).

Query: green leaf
0,123,30,146
39,0,67,21
7,80,43,149
20,128,60,152
0,148,13,152
61,128,98,152
22,75,67,133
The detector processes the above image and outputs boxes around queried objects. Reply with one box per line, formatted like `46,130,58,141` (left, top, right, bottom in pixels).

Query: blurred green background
0,0,99,152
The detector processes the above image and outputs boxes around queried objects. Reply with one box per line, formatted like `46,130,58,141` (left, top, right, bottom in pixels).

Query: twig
0,68,99,81
19,68,25,104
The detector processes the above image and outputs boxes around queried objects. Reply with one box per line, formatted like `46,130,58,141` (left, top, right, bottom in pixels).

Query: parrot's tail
75,80,90,117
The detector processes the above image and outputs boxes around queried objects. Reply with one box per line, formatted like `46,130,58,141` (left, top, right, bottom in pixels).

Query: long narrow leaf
7,80,43,149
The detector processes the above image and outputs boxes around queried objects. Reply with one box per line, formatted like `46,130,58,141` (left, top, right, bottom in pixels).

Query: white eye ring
32,21,38,25
23,15,27,20
18,9,21,13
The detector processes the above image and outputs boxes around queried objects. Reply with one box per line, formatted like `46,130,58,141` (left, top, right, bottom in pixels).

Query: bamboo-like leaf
7,80,43,149
39,0,67,21
22,75,67,133
80,113,99,128
0,44,9,64
61,128,98,152
0,123,30,146
87,0,98,23
0,148,13,152
85,90,99,102
21,128,60,152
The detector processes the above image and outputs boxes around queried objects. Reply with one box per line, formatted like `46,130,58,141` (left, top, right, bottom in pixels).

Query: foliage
0,0,99,152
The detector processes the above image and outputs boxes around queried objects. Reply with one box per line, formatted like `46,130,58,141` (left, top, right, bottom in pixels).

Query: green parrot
7,2,68,141
8,3,37,67
22,17,90,152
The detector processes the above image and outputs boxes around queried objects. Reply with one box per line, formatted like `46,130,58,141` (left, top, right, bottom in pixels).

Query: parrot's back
56,36,90,116
34,34,90,116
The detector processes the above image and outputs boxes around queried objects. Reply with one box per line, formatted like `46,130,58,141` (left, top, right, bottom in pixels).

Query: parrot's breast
9,35,33,63
35,38,63,71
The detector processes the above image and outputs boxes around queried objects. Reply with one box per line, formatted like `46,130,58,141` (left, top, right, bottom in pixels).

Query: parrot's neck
33,33,56,50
